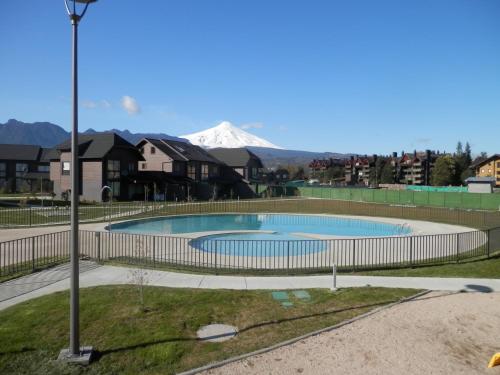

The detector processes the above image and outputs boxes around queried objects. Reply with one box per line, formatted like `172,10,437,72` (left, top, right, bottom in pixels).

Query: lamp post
58,0,97,365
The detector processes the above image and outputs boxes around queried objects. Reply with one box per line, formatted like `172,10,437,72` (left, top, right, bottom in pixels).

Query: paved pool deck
1,261,499,311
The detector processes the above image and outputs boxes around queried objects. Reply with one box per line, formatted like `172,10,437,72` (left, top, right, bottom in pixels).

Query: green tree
431,155,455,186
326,166,343,181
380,162,395,184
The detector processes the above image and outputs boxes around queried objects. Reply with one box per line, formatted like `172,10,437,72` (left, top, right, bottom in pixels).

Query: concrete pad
197,324,238,342
199,275,247,290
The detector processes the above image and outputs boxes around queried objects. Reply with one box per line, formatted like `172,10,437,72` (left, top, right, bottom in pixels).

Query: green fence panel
350,189,363,201
413,191,429,206
480,194,500,210
428,192,445,207
461,193,482,210
444,193,463,209
385,190,400,203
361,189,374,202
398,191,414,204
373,189,387,203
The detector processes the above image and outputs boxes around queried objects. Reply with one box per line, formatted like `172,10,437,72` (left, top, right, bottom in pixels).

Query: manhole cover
196,324,238,342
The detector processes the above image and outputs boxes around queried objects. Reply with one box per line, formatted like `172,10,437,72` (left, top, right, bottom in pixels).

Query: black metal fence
2,227,499,279
0,230,70,278
2,198,500,229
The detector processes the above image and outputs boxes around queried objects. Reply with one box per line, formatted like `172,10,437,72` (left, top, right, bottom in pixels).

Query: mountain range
0,119,349,168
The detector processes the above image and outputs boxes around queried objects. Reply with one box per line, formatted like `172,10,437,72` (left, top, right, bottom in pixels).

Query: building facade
0,144,53,193
473,154,500,187
50,133,144,202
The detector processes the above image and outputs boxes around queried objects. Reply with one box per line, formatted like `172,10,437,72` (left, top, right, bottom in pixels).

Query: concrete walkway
1,262,499,311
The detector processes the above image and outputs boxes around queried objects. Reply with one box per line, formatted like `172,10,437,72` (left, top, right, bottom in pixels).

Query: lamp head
65,0,97,21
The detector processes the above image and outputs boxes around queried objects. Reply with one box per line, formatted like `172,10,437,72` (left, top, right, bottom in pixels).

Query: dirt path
203,292,500,375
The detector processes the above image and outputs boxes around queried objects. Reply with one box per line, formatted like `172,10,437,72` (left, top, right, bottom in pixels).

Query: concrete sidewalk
1,262,499,311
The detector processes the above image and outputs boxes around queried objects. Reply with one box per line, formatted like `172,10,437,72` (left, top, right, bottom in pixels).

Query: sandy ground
203,292,500,375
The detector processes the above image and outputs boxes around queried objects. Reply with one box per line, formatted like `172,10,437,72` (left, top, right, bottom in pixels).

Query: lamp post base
57,346,94,365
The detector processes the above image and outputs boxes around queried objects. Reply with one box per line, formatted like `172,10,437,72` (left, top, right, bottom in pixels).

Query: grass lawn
354,253,500,278
0,285,417,375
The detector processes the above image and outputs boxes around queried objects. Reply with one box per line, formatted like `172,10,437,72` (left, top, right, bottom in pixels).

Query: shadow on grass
94,299,397,360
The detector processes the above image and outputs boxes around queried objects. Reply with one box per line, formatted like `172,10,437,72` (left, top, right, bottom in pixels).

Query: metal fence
0,230,70,278
2,197,500,229
2,226,499,278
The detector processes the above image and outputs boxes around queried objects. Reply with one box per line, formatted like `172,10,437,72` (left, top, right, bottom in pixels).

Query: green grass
354,253,500,278
0,285,417,375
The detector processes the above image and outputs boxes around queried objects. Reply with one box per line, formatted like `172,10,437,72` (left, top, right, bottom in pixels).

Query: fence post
29,206,32,227
287,241,290,271
96,232,101,262
456,233,460,263
487,229,491,258
409,236,413,268
352,239,356,272
152,236,156,267
214,241,218,274
31,236,35,271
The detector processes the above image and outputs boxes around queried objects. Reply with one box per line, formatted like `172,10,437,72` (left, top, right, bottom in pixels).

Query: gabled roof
54,132,140,159
471,154,500,168
208,148,263,168
0,144,49,161
137,138,222,164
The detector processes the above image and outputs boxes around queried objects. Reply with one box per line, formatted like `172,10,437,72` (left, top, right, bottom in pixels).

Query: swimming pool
110,214,410,256
111,213,409,236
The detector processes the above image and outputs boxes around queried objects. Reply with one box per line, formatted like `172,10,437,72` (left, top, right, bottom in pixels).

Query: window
141,162,147,170
38,165,49,172
151,146,156,154
0,162,6,188
187,163,196,180
497,162,500,169
62,161,71,175
128,162,136,173
212,165,219,176
173,162,182,173
107,160,120,180
201,164,209,180
15,163,28,192
110,181,120,197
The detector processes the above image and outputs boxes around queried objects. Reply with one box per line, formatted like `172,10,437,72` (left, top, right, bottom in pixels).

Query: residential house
50,133,144,202
472,154,500,187
208,148,263,182
136,138,228,200
0,144,53,193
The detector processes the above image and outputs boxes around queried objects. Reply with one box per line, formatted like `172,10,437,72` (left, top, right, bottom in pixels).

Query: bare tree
128,237,150,312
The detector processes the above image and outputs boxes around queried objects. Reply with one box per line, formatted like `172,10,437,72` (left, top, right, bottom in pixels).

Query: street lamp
58,0,98,365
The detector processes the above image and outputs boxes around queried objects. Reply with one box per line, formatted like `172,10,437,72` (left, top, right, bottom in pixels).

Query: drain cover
196,324,238,342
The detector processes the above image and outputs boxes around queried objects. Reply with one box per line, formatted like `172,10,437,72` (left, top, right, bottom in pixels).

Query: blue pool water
111,214,409,237
111,214,410,256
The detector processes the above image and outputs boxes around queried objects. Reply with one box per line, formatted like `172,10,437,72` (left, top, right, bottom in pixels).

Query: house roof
465,176,496,184
0,144,49,161
471,154,500,168
137,138,222,164
208,148,263,168
54,132,141,160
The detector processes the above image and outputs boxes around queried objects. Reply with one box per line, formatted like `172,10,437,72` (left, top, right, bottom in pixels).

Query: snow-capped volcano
180,121,283,149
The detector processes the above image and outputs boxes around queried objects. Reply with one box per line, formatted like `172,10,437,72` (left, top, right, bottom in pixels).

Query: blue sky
0,0,499,154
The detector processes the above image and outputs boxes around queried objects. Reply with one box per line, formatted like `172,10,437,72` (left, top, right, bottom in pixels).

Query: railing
0,230,70,278
78,228,496,273
1,197,500,229
1,226,500,279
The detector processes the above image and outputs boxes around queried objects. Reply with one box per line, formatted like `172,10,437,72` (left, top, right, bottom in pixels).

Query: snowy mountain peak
180,121,283,149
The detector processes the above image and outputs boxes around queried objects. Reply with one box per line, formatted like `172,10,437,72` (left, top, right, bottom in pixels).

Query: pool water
111,214,410,257
111,213,410,237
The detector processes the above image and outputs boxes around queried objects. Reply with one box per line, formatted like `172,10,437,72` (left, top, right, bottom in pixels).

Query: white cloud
121,95,141,115
101,100,112,109
278,125,288,131
82,100,97,109
241,122,264,130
